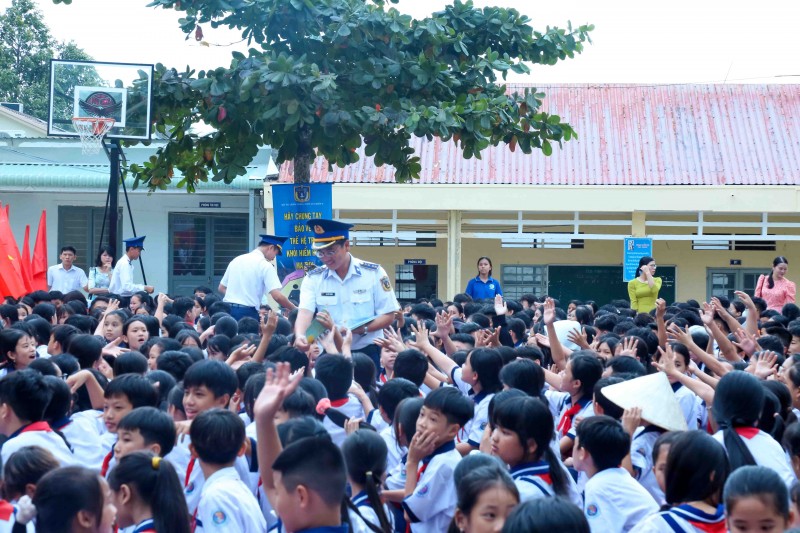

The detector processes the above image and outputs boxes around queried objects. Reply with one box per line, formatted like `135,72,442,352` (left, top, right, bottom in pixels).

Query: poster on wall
623,237,653,282
271,184,333,289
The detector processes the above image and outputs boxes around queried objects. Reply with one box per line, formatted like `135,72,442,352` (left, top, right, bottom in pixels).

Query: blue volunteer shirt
465,276,502,300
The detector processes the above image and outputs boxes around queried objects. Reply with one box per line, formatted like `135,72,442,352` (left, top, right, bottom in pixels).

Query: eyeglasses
315,248,339,258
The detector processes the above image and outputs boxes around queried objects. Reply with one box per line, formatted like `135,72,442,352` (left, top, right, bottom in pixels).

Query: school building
267,84,800,305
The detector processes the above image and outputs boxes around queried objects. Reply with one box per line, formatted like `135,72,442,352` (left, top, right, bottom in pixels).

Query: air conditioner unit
0,102,23,113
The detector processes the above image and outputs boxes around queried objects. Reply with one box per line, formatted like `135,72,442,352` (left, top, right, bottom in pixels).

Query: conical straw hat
601,372,688,432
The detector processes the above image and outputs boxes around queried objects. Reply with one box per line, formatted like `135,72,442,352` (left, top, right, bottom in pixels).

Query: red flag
0,204,27,298
20,225,33,292
31,211,48,292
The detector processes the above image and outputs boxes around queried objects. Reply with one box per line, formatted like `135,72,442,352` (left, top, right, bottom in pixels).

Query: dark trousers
229,304,259,321
356,343,382,371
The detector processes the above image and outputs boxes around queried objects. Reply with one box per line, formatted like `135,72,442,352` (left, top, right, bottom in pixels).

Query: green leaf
542,140,553,156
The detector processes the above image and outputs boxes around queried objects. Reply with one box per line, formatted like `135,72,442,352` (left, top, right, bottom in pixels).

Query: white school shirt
712,428,797,488
510,459,583,508
1,422,74,467
384,453,407,491
402,442,461,533
673,383,699,430
195,466,266,533
0,500,34,533
380,424,406,474
54,415,105,470
583,467,659,533
630,504,726,533
47,263,88,293
547,391,594,439
631,426,665,505
323,395,365,447
449,367,489,447
350,490,395,533
108,255,145,297
220,250,281,308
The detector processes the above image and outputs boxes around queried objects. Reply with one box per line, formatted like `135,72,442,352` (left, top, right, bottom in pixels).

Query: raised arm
543,298,569,372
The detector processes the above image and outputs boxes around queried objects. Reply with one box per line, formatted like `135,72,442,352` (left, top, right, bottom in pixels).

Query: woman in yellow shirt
628,256,662,313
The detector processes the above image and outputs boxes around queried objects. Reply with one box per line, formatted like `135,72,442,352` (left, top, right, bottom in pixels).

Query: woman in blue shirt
465,256,503,300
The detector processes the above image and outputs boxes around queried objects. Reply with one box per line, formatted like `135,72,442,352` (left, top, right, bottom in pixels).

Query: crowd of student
1,281,800,532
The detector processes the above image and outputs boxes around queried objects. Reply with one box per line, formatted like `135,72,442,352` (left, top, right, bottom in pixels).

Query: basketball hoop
72,117,116,155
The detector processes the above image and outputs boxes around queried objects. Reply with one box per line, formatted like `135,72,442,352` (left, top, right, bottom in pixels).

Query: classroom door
707,269,763,301
168,213,249,295
395,265,438,304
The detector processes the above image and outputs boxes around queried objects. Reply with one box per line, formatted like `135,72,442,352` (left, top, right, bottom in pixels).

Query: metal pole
108,140,120,257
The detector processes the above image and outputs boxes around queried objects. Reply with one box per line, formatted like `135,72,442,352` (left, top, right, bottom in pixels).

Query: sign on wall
271,184,332,280
623,237,653,282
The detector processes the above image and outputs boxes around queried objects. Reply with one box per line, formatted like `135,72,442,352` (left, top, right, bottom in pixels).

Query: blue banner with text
272,184,333,280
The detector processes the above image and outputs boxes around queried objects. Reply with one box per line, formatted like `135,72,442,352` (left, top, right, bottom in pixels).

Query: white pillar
447,210,462,300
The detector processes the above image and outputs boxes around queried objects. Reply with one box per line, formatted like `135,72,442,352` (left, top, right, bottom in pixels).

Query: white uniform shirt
350,490,394,533
195,466,266,533
220,250,281,308
510,459,583,508
1,423,74,467
0,500,34,533
583,467,659,533
402,442,461,533
299,255,399,350
323,395,365,447
109,255,145,296
55,415,105,469
630,504,726,533
449,367,489,448
631,427,665,505
380,424,406,474
47,263,88,293
712,428,797,488
673,384,699,430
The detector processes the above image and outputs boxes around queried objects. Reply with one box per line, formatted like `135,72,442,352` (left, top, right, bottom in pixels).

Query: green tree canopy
0,0,93,120
56,0,592,191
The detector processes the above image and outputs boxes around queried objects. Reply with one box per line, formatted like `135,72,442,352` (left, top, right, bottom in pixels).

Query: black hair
145,370,177,411
42,375,71,425
206,334,231,359
277,416,331,446
280,388,315,419
468,348,503,393
236,361,266,391
174,329,202,349
713,371,763,470
108,451,191,533
31,303,56,323
506,318,527,343
314,354,353,400
33,466,106,533
476,256,493,277
168,385,185,417
758,335,786,355
214,315,238,338
268,346,309,374
242,373,266,420
449,464,519,533
487,389,527,431
575,415,630,472
189,408,245,465
114,351,149,377
351,352,377,400
378,378,420,421
0,304,19,325
27,358,59,377
514,345,543,363
501,497,589,533
63,314,98,335
606,356,647,377
342,430,392,533
493,396,569,497
68,334,104,369
118,407,178,458
651,431,682,467
574,306,594,326
171,297,195,321
592,376,625,420
410,304,436,322
664,430,730,506
468,313,491,329
394,397,424,448
51,353,79,377
767,256,790,290
499,358,544,398
105,374,159,409
0,369,50,422
50,324,79,353
0,328,32,368
272,436,347,507
723,465,790,519
93,245,115,268
636,256,655,277
20,317,50,345
180,346,205,363
393,349,428,387
60,245,77,255
156,350,194,382
2,444,59,500
423,386,474,427
182,359,238,400
569,352,604,398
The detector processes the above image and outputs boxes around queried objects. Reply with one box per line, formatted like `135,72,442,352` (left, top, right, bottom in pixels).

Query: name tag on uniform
321,292,336,297
353,289,368,295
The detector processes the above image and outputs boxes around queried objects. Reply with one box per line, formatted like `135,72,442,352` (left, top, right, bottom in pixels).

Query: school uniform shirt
323,395,366,447
366,410,388,433
510,459,583,508
631,426,666,505
402,441,461,533
464,276,502,300
712,428,797,488
672,383,699,430
299,256,399,351
47,263,88,293
220,250,281,309
449,367,488,447
52,415,105,469
384,453,407,491
629,504,726,533
1,422,74,467
349,490,394,533
109,255,145,297
583,467,659,533
548,392,594,440
380,424,406,474
195,466,266,533
0,499,34,533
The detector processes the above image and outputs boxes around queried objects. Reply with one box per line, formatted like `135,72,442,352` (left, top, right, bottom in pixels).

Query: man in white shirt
47,246,88,293
108,236,154,304
219,234,296,321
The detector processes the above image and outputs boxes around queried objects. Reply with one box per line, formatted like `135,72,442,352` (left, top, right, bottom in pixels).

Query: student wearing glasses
294,218,400,368
628,256,661,313
218,234,297,320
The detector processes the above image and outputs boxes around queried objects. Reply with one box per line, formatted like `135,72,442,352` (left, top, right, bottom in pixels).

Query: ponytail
342,430,392,533
108,452,191,533
768,256,789,289
364,470,393,533
713,372,763,471
541,446,570,497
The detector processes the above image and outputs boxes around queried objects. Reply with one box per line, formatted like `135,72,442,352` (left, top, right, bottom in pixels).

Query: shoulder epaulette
359,261,379,271
308,266,326,276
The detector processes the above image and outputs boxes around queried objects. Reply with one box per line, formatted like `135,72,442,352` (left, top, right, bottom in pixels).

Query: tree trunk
293,126,313,184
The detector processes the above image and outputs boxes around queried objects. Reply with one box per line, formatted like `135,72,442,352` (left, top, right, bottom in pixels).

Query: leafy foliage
55,0,592,190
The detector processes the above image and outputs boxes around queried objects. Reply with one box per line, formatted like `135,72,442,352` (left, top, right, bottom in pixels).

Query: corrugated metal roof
0,163,265,190
278,84,800,185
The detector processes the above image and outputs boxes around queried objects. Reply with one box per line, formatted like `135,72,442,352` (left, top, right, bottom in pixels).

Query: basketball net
72,117,116,155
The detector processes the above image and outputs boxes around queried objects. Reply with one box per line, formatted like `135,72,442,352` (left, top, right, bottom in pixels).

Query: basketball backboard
48,60,154,141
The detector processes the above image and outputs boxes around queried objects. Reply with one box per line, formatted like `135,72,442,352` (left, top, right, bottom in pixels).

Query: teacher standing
628,256,661,313
464,256,503,300
755,256,796,311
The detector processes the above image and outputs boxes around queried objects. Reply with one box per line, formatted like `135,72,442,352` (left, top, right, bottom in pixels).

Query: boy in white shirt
574,415,659,533
191,408,266,532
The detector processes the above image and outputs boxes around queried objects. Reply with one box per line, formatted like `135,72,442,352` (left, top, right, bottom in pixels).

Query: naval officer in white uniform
108,236,153,306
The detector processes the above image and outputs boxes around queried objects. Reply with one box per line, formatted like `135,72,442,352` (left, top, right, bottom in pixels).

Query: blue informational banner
623,238,653,282
272,184,333,282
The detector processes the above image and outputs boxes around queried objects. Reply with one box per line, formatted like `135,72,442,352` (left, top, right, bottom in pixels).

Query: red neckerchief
330,397,349,408
0,500,14,521
735,427,759,439
557,398,587,435
19,421,52,434
101,450,113,477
